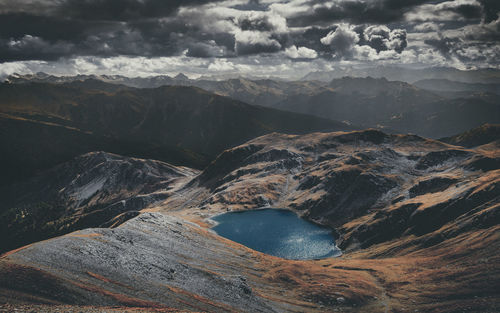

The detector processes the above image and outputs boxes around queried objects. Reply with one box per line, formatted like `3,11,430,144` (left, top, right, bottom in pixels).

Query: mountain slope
272,77,438,128
0,81,352,182
5,73,332,107
0,151,198,253
413,78,500,94
168,129,499,238
1,129,498,312
0,113,206,185
440,123,500,148
272,77,500,138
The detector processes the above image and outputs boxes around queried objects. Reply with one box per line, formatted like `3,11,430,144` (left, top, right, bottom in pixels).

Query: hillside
440,123,500,147
1,129,498,312
0,81,352,183
0,113,207,185
271,77,500,138
414,78,500,94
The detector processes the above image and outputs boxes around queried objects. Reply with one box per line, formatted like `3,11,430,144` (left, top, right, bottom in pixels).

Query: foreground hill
0,152,198,253
1,129,498,312
0,81,351,184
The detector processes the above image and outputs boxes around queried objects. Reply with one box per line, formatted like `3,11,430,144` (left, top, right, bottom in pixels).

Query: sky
0,0,499,79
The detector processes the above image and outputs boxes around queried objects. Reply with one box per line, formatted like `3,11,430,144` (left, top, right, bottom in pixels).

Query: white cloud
364,25,407,53
413,22,441,32
208,58,235,71
0,62,31,80
284,45,318,59
321,24,360,58
405,0,482,22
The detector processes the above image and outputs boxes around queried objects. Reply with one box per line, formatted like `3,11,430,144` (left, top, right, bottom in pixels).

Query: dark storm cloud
478,0,500,23
424,37,460,59
186,40,227,57
287,0,495,26
0,12,121,61
0,12,177,61
235,40,281,55
287,0,436,27
360,26,407,53
1,0,225,20
0,0,499,68
452,4,483,19
238,14,276,32
289,26,340,58
0,13,90,42
0,0,230,61
0,35,74,62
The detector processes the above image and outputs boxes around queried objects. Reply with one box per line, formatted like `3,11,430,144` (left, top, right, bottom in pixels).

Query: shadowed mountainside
271,77,500,138
440,123,500,148
0,81,352,184
0,113,207,186
413,78,500,94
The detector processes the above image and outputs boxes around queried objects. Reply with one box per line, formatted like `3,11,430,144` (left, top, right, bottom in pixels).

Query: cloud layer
0,0,498,77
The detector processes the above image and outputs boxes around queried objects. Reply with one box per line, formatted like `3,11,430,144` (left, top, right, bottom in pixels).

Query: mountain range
301,66,500,84
0,80,350,185
6,72,499,139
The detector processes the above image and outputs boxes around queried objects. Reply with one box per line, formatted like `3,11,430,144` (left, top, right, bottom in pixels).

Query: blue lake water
211,209,341,260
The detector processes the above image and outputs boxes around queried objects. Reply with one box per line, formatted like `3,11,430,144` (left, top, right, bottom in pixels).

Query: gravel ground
0,304,195,313
4,213,279,312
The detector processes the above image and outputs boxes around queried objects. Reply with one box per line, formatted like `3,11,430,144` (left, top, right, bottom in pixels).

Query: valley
1,126,498,312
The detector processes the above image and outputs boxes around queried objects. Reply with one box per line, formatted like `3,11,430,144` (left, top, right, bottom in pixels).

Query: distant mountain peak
174,73,190,81
34,72,50,78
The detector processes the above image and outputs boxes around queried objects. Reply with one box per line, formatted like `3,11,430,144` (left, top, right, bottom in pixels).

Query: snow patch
73,177,106,202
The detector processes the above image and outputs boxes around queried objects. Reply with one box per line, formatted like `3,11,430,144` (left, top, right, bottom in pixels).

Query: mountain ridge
440,123,500,148
6,73,498,139
0,81,353,184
